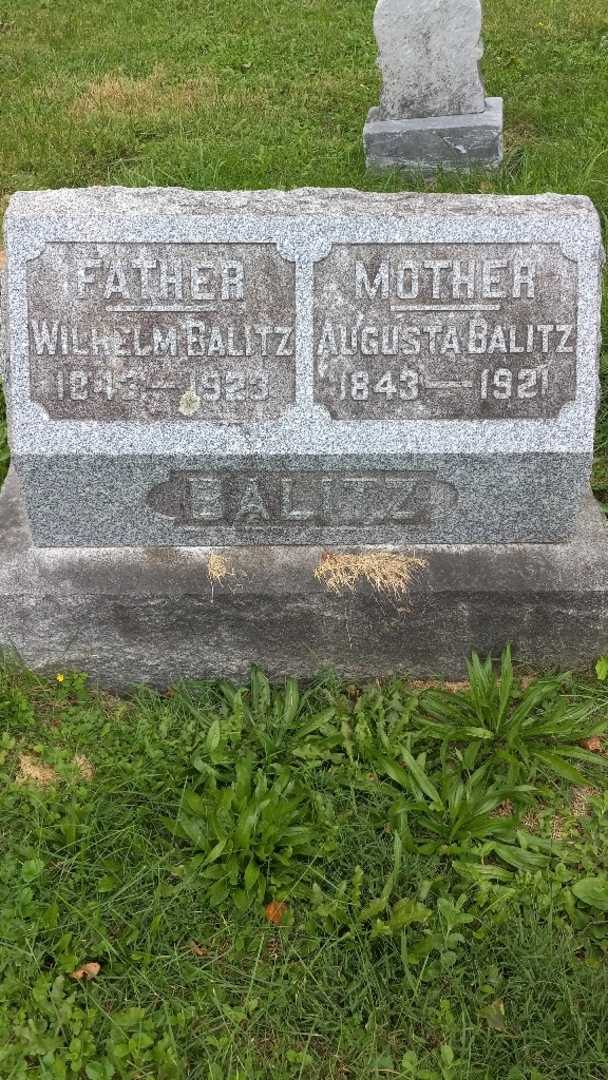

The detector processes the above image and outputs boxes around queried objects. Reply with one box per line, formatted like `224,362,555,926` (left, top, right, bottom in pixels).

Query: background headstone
375,0,486,119
364,0,503,171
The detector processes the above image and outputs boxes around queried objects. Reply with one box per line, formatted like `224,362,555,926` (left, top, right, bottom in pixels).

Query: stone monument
0,186,607,686
364,0,503,172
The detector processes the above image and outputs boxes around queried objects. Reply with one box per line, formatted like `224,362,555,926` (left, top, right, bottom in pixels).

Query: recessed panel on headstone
3,188,603,547
27,242,296,423
314,243,577,421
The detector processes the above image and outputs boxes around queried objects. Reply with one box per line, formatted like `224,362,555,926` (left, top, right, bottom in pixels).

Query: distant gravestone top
364,0,502,172
374,0,486,120
2,187,603,547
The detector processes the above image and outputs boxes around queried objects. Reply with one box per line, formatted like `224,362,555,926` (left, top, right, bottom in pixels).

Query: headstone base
364,97,503,172
1,468,607,689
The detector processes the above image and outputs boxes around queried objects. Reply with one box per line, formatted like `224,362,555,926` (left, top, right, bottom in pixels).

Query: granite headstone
1,186,608,685
2,187,602,547
364,0,503,171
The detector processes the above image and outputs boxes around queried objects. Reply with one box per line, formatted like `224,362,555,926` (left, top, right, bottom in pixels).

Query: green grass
3,658,608,1077
0,0,607,487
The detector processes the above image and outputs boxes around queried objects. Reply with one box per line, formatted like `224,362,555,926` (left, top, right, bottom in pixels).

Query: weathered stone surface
15,454,591,546
374,0,486,120
1,468,608,688
365,0,502,171
3,187,603,546
364,97,503,173
27,242,296,423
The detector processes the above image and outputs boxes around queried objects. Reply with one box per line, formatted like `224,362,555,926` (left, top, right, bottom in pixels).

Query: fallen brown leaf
188,940,208,957
69,961,101,981
265,900,288,925
580,736,603,752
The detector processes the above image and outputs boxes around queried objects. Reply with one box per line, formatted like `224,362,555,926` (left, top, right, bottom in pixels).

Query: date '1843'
313,242,578,420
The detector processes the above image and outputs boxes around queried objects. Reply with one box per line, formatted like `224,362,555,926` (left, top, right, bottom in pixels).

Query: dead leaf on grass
188,940,208,957
264,900,288,925
69,961,101,981
580,736,604,753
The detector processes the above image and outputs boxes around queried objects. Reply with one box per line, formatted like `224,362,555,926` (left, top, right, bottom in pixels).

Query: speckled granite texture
1,469,608,688
3,187,604,547
372,0,487,120
363,98,503,171
365,0,502,170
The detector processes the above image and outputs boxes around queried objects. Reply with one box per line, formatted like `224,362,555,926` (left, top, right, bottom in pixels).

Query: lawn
3,656,608,1079
2,0,608,1076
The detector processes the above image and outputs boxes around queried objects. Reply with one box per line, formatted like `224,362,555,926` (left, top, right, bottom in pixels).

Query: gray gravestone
2,187,601,547
1,185,608,685
364,0,503,171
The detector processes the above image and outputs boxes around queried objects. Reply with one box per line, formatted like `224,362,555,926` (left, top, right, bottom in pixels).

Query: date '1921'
338,365,549,404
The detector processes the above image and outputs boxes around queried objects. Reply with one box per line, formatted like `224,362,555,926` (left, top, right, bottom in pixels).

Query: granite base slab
1,469,608,689
364,97,503,172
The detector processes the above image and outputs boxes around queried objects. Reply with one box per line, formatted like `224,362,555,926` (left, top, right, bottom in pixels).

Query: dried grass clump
571,786,600,818
522,808,540,833
71,65,219,120
410,679,470,694
15,753,57,787
15,752,95,787
550,815,566,841
73,754,95,781
208,553,232,586
314,553,426,598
